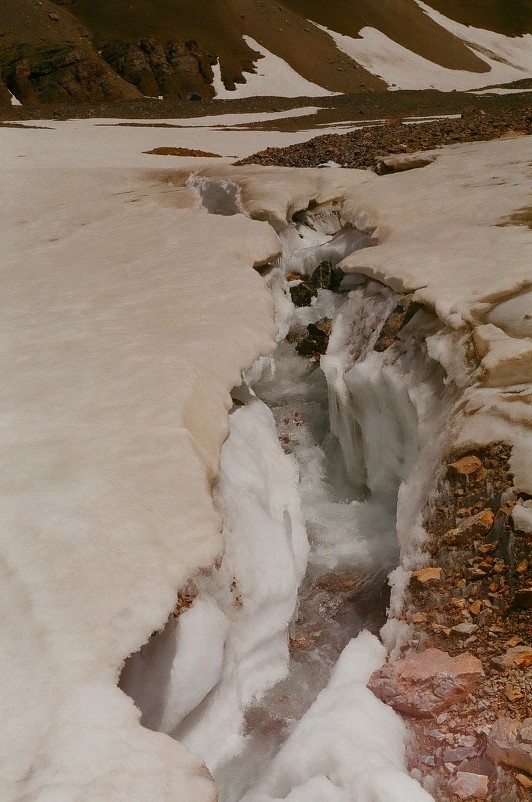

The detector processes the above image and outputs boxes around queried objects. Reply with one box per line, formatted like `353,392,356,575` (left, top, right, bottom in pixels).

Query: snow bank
0,156,280,800
122,394,308,772
213,36,336,99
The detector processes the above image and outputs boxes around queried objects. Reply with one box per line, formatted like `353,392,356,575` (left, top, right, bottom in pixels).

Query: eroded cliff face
101,38,217,101
0,0,215,104
0,0,141,104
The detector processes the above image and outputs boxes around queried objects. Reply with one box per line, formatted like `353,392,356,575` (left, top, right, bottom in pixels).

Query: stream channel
120,181,455,802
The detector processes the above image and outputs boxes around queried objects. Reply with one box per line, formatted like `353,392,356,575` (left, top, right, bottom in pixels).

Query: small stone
505,685,523,702
448,456,484,477
516,774,532,789
412,566,443,585
469,601,482,616
505,636,524,648
412,612,428,623
437,712,449,724
443,746,479,763
49,12,59,21
452,622,478,636
517,559,529,574
449,771,489,800
478,542,498,554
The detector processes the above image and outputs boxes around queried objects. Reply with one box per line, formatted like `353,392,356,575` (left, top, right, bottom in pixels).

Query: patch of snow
314,21,532,91
470,87,532,95
9,91,21,106
415,0,532,76
213,37,337,99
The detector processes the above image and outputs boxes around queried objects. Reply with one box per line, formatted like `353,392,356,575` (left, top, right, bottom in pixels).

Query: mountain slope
1,0,531,104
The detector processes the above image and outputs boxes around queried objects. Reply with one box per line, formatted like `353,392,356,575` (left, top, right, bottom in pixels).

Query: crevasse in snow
120,187,463,802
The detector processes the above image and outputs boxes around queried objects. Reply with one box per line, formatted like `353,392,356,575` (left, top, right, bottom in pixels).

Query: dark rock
308,260,343,292
2,45,141,104
296,318,332,358
510,588,532,609
374,297,423,352
443,746,480,763
290,281,317,307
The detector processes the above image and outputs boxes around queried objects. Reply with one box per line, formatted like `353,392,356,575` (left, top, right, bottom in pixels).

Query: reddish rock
368,648,484,718
411,566,443,585
448,455,484,477
491,646,532,670
486,718,532,774
449,771,489,800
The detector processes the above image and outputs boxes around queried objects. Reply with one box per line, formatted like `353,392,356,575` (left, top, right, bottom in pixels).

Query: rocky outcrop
1,44,141,104
101,38,216,101
368,648,485,717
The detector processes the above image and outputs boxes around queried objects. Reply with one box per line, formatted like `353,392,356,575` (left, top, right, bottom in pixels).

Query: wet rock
374,297,422,352
368,648,484,717
448,771,489,800
307,260,343,292
296,318,332,358
290,281,317,308
486,717,532,774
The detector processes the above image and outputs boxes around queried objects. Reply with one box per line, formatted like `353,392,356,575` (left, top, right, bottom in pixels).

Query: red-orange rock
368,648,484,717
448,455,483,477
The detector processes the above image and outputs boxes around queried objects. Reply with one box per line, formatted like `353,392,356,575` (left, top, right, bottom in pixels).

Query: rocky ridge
236,107,532,170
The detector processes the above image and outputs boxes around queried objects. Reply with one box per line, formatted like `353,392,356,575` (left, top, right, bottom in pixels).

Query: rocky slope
1,0,531,105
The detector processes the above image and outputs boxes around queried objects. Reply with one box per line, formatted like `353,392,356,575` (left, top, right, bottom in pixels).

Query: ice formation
1,114,531,802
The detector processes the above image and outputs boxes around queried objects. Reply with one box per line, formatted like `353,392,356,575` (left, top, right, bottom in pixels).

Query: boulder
368,648,484,717
448,772,489,800
491,645,532,670
486,717,532,774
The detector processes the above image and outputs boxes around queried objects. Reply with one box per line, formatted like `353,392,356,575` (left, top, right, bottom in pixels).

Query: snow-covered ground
1,112,531,802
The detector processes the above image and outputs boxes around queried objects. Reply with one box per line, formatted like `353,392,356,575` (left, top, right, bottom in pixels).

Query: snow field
1,115,531,802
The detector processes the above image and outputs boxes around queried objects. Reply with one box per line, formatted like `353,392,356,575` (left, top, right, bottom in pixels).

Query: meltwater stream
119,181,455,802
